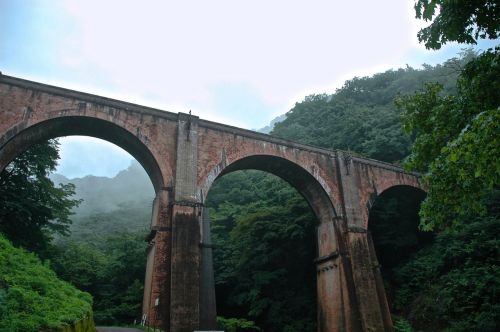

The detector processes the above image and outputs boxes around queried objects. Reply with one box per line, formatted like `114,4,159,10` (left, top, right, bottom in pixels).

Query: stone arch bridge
0,74,423,332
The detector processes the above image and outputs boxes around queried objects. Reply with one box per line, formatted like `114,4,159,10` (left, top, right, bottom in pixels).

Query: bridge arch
0,115,165,191
371,173,424,200
366,184,430,327
367,184,427,231
377,184,426,198
201,154,339,222
200,154,343,331
367,184,429,255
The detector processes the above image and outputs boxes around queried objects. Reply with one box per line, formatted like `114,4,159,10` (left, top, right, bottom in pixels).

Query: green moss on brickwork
0,234,95,332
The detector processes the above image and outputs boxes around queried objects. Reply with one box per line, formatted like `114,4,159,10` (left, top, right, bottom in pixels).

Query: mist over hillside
51,161,155,241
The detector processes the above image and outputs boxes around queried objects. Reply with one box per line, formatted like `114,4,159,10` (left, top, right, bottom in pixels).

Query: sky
0,0,495,178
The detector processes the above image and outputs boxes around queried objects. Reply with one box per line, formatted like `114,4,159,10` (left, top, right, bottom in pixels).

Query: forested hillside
271,53,470,163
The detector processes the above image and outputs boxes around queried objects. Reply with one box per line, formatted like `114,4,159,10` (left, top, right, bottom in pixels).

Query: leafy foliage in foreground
216,316,261,332
397,48,500,230
394,6,500,325
0,140,80,255
0,234,93,332
414,0,500,49
393,204,500,331
50,230,147,325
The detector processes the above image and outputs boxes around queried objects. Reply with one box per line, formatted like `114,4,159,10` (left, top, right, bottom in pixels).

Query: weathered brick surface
352,158,422,229
0,79,177,192
0,75,425,331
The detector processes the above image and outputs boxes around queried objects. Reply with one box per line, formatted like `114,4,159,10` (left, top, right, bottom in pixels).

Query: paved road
96,328,144,332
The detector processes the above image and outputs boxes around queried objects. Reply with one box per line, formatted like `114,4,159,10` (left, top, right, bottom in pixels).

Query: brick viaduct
0,74,423,332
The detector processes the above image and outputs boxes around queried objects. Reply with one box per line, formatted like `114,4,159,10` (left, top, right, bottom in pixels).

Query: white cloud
46,0,421,127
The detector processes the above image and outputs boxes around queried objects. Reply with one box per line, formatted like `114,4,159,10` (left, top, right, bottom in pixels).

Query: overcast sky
0,0,492,178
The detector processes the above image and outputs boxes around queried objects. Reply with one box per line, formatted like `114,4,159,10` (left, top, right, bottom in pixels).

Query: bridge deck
0,73,417,176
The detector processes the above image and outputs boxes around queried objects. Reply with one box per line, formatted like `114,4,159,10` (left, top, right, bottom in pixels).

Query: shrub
0,234,94,331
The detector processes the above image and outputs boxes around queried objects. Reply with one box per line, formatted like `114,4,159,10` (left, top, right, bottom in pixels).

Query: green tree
386,3,500,330
50,242,108,297
396,48,499,230
217,316,261,332
415,0,500,49
393,203,499,331
51,230,148,325
0,140,80,255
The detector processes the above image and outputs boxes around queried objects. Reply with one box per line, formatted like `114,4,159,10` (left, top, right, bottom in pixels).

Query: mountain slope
51,161,154,241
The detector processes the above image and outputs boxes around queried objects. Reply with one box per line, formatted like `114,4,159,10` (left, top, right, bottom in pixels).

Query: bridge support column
336,152,394,332
168,112,212,332
143,188,172,330
199,207,217,329
368,231,394,331
170,203,201,332
316,217,361,332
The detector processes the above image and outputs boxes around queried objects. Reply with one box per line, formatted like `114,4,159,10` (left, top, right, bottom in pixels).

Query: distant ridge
254,114,287,133
51,161,155,241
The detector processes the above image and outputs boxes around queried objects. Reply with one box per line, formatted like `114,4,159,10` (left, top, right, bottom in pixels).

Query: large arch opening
210,155,338,222
0,117,160,327
367,185,433,320
0,116,164,191
204,155,338,331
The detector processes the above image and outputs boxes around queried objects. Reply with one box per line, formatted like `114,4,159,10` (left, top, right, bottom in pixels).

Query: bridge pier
169,204,201,332
316,217,362,332
337,152,394,332
199,207,217,329
143,188,172,329
168,112,204,332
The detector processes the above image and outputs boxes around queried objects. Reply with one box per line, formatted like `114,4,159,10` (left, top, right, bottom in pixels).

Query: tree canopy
271,53,472,164
415,0,500,49
396,48,499,231
387,3,500,329
50,231,147,324
0,140,80,255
